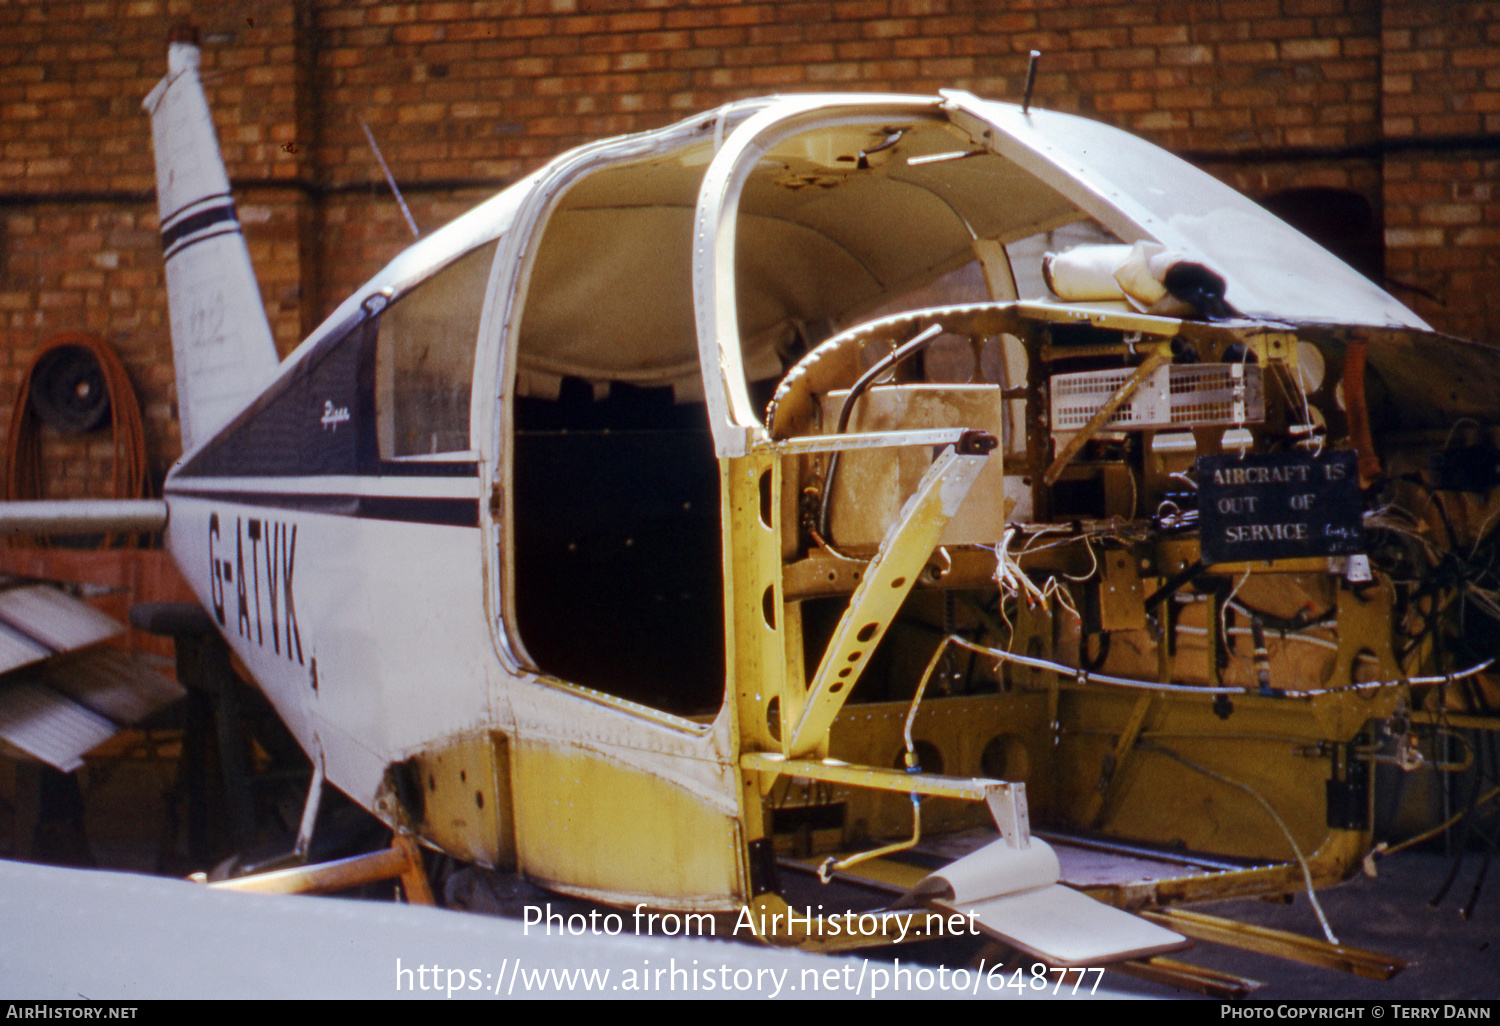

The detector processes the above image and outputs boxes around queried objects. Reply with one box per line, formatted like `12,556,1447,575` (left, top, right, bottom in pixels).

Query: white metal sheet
949,93,1427,331
143,40,280,450
0,624,51,677
0,585,122,654
41,648,184,726
904,836,1187,967
941,882,1190,968
0,679,117,772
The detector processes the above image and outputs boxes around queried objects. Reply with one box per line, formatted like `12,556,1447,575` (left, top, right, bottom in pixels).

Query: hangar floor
1112,848,1500,999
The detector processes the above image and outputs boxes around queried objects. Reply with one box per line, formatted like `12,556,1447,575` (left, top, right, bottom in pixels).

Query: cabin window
375,241,498,457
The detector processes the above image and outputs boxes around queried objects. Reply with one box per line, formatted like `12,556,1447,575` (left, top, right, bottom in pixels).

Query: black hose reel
28,343,110,433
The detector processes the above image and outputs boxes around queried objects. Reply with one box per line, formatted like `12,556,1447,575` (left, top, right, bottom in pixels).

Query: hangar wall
1,0,1497,490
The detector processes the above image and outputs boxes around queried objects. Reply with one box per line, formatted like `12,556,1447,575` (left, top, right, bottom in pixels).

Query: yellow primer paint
511,740,744,911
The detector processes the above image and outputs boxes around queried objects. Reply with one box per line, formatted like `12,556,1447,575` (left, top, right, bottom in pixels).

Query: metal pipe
293,752,325,861
359,116,420,239
0,498,167,534
818,796,922,883
819,323,945,543
205,834,434,904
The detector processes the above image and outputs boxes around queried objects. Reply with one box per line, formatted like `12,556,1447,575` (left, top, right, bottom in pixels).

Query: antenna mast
359,116,420,239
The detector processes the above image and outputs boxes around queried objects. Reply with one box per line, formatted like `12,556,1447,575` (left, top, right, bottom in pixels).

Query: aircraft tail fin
142,27,280,453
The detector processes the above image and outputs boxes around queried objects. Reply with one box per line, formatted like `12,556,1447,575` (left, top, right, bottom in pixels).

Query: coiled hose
4,331,150,546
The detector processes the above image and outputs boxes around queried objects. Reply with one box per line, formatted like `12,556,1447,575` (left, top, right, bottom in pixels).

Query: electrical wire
951,630,1492,699
1138,741,1340,945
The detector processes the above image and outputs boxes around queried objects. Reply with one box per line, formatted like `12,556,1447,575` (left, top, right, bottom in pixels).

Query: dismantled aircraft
20,28,1500,981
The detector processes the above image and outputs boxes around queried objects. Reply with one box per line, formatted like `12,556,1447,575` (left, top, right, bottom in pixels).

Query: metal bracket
785,445,990,757
741,751,1031,849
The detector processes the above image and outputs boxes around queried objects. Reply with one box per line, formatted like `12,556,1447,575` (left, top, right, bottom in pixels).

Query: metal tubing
1022,51,1040,114
206,835,434,905
0,499,167,535
1108,957,1261,1000
948,634,1493,698
1140,907,1404,980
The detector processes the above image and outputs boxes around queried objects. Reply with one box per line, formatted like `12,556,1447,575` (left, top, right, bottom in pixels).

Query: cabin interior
505,115,1110,719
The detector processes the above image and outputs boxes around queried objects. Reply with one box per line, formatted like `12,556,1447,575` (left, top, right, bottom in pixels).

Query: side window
375,241,499,457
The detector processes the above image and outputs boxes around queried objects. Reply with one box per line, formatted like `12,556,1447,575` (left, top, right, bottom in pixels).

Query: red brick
1418,112,1483,134
1385,50,1446,74
1219,41,1278,62
836,39,889,60
806,62,862,83
1070,27,1130,49
862,18,919,39
556,15,609,34
606,11,663,32
893,37,949,59
1222,0,1278,15
1192,107,1254,130
1093,91,1153,113
833,1,889,18
1133,109,1190,131
1159,44,1213,65
977,12,1036,33
1157,86,1214,108
1097,47,1157,70
1453,47,1500,68
692,27,745,48
1455,226,1500,246
1281,38,1341,60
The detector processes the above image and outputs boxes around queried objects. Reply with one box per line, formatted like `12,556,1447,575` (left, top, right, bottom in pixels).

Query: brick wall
2,0,1498,488
1380,0,1500,344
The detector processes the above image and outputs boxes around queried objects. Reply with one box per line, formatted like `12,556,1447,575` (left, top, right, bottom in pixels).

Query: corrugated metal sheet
0,591,184,770
0,626,50,676
0,584,122,655
42,648,184,727
0,679,117,772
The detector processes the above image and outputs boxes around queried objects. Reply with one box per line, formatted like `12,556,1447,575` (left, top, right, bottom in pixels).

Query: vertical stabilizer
142,27,281,453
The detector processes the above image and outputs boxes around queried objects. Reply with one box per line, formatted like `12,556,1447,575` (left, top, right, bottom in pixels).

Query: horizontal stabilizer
901,837,1188,967
0,499,167,537
142,31,280,451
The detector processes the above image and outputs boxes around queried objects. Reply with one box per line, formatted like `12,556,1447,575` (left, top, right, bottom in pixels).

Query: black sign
1197,450,1363,564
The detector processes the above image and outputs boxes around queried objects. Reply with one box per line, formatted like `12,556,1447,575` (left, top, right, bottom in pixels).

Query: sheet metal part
0,678,117,772
787,446,989,757
0,586,183,770
0,583,121,670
